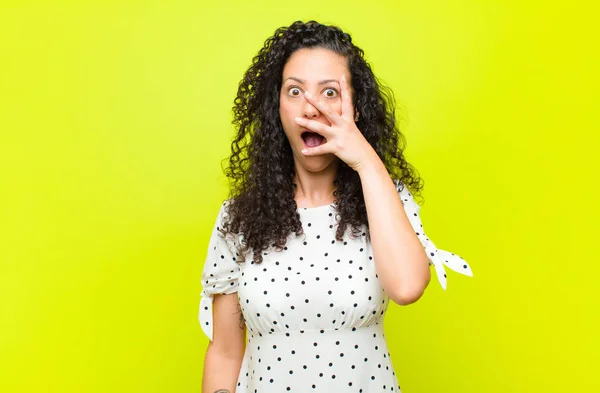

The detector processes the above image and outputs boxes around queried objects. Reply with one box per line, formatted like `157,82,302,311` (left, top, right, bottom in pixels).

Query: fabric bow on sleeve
395,180,473,289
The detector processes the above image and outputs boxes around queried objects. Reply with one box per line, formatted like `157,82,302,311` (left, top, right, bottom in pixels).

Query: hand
294,75,376,171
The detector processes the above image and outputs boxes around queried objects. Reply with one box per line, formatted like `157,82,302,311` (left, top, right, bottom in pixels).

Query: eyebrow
284,77,339,85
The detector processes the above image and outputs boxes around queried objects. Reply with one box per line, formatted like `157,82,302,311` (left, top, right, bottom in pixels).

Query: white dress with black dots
199,180,473,392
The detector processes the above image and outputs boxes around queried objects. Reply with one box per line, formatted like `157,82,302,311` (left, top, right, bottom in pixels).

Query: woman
199,20,473,393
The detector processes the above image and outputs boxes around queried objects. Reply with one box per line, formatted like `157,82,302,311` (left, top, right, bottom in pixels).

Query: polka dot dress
199,180,473,392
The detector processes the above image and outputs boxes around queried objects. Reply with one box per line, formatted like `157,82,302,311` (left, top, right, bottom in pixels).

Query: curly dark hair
220,20,424,263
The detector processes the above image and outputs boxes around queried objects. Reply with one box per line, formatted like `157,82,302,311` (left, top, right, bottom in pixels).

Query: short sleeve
394,179,473,289
198,201,242,341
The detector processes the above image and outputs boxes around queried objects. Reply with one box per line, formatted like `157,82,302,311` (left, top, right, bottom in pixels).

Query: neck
293,165,339,208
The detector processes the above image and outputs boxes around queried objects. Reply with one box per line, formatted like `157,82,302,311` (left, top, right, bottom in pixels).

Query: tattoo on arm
236,299,246,330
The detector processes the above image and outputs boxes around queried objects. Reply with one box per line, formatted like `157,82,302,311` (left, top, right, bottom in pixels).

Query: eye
324,88,338,98
288,87,302,97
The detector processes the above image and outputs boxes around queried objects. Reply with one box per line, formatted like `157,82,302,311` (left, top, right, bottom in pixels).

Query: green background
1,0,597,392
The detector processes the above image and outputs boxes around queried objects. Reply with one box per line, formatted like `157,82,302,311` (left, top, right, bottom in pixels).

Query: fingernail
305,91,312,98
295,117,301,123
301,149,308,154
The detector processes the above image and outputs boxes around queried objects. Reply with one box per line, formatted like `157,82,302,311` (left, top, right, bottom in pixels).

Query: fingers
304,91,341,125
295,117,332,138
295,116,334,156
301,141,333,156
340,75,354,120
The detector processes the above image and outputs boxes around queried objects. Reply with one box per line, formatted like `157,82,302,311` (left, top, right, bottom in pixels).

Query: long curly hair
220,20,424,263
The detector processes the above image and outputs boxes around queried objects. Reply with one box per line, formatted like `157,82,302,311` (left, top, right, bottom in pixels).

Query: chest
237,227,389,332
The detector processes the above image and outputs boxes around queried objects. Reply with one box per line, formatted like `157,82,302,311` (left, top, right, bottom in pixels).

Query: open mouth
301,130,326,148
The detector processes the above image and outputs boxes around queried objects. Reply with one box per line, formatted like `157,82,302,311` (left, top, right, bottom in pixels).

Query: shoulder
392,179,419,206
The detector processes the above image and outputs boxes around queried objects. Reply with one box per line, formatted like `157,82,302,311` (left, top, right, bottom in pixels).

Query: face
279,47,352,173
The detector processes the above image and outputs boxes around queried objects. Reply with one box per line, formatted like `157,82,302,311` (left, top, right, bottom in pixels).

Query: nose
302,96,319,119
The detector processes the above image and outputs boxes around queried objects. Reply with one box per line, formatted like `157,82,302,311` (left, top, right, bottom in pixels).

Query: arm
356,149,431,306
202,293,246,393
294,74,470,298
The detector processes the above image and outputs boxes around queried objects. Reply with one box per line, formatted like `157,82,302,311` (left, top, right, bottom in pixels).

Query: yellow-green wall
1,1,597,392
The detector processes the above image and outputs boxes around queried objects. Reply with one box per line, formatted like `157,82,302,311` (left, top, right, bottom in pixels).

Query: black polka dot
201,200,416,390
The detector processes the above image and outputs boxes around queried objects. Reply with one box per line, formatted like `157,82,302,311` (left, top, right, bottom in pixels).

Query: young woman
199,20,473,393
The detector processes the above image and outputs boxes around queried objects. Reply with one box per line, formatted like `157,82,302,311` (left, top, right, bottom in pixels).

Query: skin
205,46,429,393
279,47,370,208
279,47,430,303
